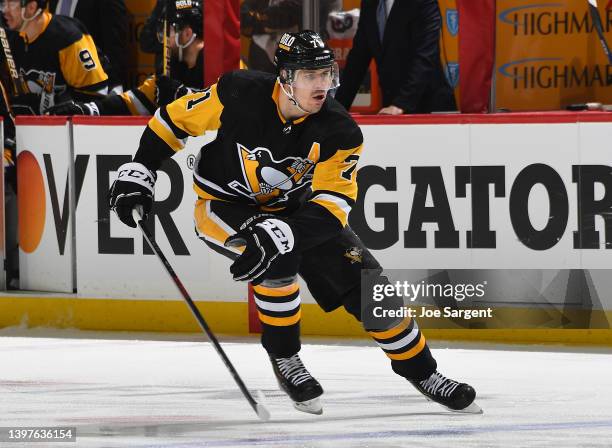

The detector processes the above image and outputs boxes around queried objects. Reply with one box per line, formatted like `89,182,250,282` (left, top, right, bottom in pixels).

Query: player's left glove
108,162,156,228
224,217,295,284
156,75,194,106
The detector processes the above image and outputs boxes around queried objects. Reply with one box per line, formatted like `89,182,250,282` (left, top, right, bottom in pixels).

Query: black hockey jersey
12,11,108,113
136,70,363,250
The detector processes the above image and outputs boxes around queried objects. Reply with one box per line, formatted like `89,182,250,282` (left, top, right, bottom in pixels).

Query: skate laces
419,371,460,398
275,354,313,386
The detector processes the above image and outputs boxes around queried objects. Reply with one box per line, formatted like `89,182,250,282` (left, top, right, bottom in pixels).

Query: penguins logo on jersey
344,246,363,264
21,68,64,95
19,68,65,113
228,142,320,205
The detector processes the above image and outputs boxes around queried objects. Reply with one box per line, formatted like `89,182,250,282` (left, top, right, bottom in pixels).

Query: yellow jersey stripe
148,109,185,152
19,11,51,43
270,81,308,125
260,205,287,212
258,310,301,326
385,334,425,361
367,317,412,340
253,283,299,297
385,334,427,360
121,90,150,116
193,184,227,201
194,199,240,252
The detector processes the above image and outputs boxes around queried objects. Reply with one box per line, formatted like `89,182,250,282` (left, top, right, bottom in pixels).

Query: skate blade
443,401,483,414
293,397,323,415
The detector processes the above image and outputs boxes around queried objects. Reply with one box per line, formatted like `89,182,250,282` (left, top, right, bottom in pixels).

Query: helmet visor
288,63,340,91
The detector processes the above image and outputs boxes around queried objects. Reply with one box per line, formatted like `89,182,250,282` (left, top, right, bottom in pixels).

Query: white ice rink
1,331,611,448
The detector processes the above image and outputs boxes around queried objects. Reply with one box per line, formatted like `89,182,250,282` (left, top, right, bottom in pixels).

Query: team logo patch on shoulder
446,9,459,36
445,63,459,89
344,246,363,264
228,142,319,206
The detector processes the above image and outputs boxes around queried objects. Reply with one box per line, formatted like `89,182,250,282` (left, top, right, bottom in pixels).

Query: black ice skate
410,370,482,414
270,353,323,415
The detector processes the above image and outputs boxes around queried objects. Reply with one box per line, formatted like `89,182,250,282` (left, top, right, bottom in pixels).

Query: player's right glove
46,100,100,116
224,217,295,284
108,162,156,228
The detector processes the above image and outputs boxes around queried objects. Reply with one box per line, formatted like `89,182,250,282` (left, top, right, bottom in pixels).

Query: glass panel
239,0,379,111
240,0,303,73
322,0,380,111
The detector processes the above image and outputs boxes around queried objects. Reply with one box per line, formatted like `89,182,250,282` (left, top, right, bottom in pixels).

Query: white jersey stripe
375,322,420,351
154,109,186,149
194,171,238,196
311,193,351,215
254,295,301,312
126,91,151,116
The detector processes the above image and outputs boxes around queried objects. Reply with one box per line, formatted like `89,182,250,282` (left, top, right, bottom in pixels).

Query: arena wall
3,113,612,345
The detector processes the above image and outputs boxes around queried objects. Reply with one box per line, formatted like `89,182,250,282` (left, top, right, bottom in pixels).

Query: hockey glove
224,217,295,284
156,75,192,107
46,100,100,116
108,162,156,228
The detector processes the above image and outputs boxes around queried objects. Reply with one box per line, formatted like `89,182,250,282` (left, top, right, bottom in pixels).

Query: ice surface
0,331,611,447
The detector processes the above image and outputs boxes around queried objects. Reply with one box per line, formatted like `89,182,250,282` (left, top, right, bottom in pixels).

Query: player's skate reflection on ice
1,332,611,447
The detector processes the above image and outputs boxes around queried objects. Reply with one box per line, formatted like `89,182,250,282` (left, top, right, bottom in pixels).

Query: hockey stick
0,24,21,122
0,25,22,97
588,0,612,69
132,208,270,421
161,0,171,76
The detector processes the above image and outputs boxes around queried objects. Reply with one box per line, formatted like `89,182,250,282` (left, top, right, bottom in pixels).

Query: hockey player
108,30,480,415
47,0,204,116
48,0,128,93
1,0,108,114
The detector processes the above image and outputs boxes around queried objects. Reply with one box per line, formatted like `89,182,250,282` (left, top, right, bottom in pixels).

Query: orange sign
495,0,612,111
438,0,460,104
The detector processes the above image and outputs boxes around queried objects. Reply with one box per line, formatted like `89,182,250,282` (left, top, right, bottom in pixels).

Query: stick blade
256,403,271,421
255,390,271,421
